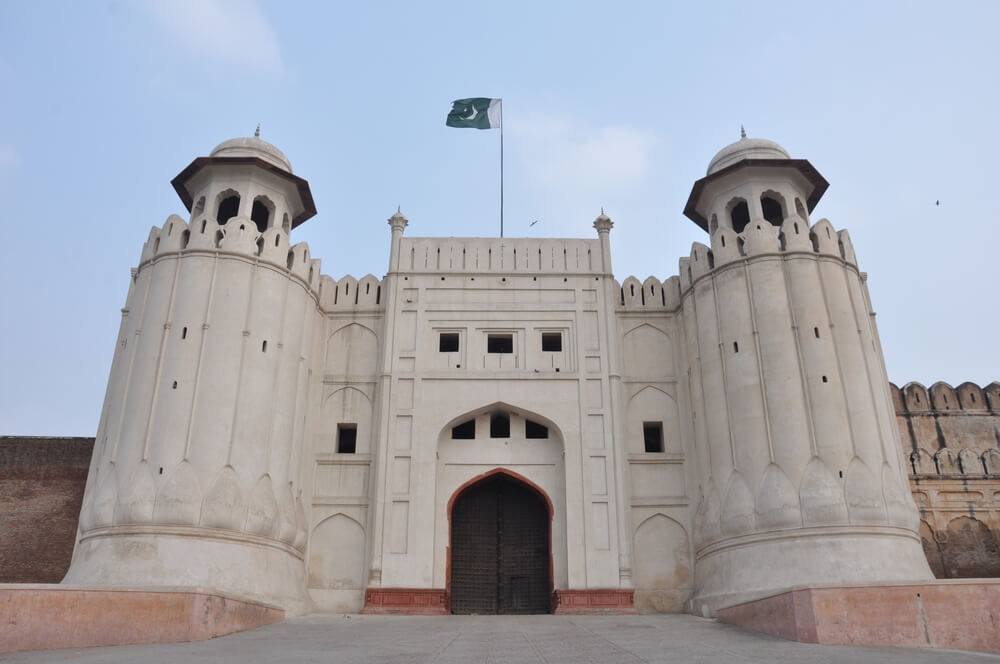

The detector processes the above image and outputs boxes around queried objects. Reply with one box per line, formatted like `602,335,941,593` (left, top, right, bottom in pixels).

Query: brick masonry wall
891,382,1000,579
0,437,94,583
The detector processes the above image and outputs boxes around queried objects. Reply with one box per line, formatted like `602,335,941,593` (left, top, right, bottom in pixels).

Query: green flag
446,98,501,129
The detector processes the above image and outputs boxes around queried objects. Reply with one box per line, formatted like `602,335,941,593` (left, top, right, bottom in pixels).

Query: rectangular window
451,420,475,439
541,332,562,352
337,424,357,454
643,422,664,453
525,419,548,439
439,332,459,352
487,334,513,354
490,413,510,438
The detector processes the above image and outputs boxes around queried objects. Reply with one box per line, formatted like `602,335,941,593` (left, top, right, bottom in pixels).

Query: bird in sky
529,220,539,227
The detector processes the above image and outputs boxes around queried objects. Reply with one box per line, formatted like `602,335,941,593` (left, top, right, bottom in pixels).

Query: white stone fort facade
64,133,934,616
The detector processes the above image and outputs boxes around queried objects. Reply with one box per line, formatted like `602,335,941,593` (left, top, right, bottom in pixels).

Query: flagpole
499,99,504,238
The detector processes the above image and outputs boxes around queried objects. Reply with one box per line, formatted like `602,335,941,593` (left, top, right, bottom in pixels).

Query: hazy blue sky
1,1,998,435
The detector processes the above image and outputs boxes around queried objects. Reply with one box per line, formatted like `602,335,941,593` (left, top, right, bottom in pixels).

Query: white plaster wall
67,214,322,614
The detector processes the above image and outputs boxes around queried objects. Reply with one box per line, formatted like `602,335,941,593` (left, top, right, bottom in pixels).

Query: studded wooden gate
450,475,551,614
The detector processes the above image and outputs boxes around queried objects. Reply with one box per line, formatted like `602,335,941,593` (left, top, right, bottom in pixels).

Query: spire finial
601,206,605,215
397,205,401,214
254,124,261,138
740,124,746,139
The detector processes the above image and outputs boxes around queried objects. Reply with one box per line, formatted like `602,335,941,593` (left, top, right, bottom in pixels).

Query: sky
1,0,998,435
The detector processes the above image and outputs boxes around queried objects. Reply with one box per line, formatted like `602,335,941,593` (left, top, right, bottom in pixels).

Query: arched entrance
449,472,552,614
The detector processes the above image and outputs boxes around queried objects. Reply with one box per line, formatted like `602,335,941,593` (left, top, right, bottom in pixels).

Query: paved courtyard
4,614,998,663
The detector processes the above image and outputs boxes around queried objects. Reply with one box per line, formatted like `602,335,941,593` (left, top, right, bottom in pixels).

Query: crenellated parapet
890,381,1000,477
138,214,323,297
675,217,860,295
615,275,681,311
318,274,383,311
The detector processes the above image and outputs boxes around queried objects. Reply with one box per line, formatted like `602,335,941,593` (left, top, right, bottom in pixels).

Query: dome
210,136,293,173
706,136,790,175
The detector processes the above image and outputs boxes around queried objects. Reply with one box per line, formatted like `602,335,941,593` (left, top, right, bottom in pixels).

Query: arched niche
941,516,1000,578
326,323,378,376
626,386,680,454
622,323,674,379
320,387,372,455
632,514,692,612
307,513,367,613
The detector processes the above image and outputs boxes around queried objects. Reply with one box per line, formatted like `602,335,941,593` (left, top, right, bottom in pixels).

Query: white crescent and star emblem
463,104,480,121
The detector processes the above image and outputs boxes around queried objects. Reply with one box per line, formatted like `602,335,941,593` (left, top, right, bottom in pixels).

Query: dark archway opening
761,196,784,226
251,200,270,232
730,200,750,233
450,474,551,614
217,195,240,225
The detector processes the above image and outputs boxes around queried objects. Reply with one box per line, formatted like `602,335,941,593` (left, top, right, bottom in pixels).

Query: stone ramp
0,585,283,654
716,579,1000,653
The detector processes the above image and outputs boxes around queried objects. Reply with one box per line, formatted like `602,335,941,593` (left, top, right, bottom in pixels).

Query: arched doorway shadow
447,469,553,614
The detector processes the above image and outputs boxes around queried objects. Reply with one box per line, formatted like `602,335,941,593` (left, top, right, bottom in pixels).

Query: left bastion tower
64,134,323,614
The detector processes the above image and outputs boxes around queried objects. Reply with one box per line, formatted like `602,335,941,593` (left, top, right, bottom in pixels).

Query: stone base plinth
552,589,636,615
362,588,448,615
716,580,1000,653
0,584,284,654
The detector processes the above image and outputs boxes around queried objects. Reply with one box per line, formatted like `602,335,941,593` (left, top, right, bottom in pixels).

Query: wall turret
66,136,325,614
678,133,932,614
170,130,317,235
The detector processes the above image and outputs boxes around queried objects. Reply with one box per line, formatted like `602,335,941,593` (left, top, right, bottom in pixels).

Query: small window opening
822,375,829,383
733,341,739,353
838,470,843,478
439,332,459,353
159,467,163,475
490,413,510,438
181,229,190,249
542,332,562,352
337,424,357,453
250,201,270,232
525,420,548,439
721,235,726,247
761,196,783,225
813,327,820,338
643,422,664,453
181,327,188,339
262,340,267,352
451,419,475,439
217,195,239,224
488,334,513,353
171,380,177,389
730,200,750,233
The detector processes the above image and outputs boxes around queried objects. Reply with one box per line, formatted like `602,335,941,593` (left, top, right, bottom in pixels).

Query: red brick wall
0,437,94,583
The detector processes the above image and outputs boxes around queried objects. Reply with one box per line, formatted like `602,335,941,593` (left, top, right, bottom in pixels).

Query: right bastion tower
679,133,933,613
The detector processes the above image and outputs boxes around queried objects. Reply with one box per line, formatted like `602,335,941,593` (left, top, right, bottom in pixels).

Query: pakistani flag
446,98,501,129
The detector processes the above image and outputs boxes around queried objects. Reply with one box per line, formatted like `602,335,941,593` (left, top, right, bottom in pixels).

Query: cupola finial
254,124,261,138
740,124,747,139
